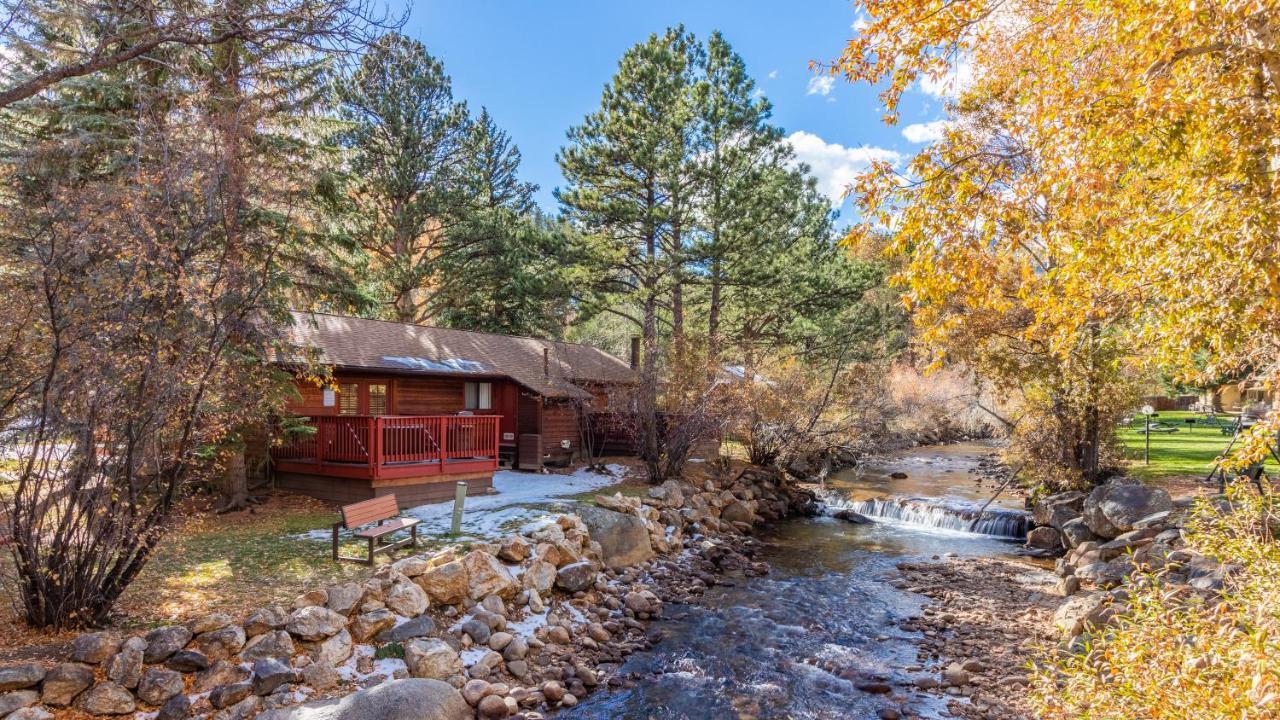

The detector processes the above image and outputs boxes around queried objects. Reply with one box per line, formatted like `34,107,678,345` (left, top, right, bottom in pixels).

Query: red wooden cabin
271,312,637,507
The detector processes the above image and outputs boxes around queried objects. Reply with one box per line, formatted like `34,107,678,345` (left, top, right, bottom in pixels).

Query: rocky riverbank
890,557,1058,720
0,464,816,720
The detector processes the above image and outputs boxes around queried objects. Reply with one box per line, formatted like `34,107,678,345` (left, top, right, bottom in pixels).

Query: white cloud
806,75,835,96
767,69,778,79
901,119,953,143
852,15,870,32
917,58,974,99
784,131,901,204
751,87,765,100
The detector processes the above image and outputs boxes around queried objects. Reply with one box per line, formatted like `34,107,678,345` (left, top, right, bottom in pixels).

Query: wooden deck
272,415,501,481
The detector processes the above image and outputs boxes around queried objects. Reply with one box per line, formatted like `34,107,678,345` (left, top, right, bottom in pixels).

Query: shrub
1031,486,1280,719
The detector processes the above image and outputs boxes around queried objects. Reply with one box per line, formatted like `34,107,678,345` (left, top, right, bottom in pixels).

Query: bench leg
410,524,418,551
366,536,376,566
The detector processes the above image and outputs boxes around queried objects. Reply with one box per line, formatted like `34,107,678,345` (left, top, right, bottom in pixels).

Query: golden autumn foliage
836,0,1280,475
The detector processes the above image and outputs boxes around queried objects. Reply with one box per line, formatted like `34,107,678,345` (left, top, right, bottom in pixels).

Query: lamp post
1141,404,1155,465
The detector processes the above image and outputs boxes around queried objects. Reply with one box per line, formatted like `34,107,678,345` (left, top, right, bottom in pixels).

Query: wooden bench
332,495,420,565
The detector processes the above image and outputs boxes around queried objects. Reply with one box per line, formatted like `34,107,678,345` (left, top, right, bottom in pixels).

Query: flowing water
560,442,1032,720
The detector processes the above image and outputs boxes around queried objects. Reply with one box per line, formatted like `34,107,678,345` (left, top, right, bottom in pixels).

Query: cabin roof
279,311,636,400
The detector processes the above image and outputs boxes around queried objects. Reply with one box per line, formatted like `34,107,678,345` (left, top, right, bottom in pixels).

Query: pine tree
558,26,702,472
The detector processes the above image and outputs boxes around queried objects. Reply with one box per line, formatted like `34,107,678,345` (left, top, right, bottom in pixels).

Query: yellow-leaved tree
834,1,1280,716
837,0,1280,480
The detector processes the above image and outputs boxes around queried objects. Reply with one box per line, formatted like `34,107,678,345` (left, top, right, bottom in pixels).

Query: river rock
0,690,38,716
461,618,491,645
143,625,194,664
555,561,597,592
404,638,461,680
7,707,53,720
477,694,510,718
832,509,870,524
1060,517,1099,548
138,667,185,706
106,636,146,688
241,630,295,662
166,649,210,673
307,629,353,667
194,624,246,662
1053,591,1113,637
156,693,191,720
385,579,431,617
193,660,250,693
497,536,531,563
1082,479,1172,538
287,606,348,641
417,560,470,605
69,632,121,664
301,662,341,692
1026,526,1063,550
721,501,756,525
210,682,253,709
252,658,296,696
326,583,365,616
259,678,469,720
350,609,397,643
462,551,518,601
942,663,970,687
575,506,654,569
0,664,45,691
187,613,235,635
375,616,435,644
244,606,290,637
522,560,557,593
41,663,94,706
76,681,136,715
1032,490,1086,529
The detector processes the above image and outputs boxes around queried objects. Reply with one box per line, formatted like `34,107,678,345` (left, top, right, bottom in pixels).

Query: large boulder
521,560,557,593
403,639,461,680
240,630,295,663
69,632,121,664
1082,479,1173,538
575,506,654,569
137,668,185,706
1060,517,1099,548
105,636,146,689
461,551,518,601
1032,491,1086,529
143,626,193,664
258,678,470,720
416,560,470,605
1026,526,1063,550
306,629,353,667
76,681,136,715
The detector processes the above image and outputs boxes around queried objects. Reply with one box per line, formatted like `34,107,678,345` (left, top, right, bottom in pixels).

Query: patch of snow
295,464,630,542
564,603,588,626
506,609,549,638
381,356,486,373
460,647,489,667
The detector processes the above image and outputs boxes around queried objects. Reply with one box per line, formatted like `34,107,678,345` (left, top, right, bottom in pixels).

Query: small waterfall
821,492,1030,539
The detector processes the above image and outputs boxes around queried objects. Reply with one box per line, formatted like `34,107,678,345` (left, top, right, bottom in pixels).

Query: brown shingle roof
280,311,636,400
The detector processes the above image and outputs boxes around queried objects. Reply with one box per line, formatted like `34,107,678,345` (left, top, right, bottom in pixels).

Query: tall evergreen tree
558,26,701,470
335,32,471,323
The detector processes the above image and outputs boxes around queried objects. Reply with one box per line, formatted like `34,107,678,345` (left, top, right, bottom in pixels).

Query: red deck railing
272,415,500,480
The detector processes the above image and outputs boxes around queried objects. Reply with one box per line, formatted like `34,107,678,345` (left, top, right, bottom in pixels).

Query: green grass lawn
1117,410,1276,482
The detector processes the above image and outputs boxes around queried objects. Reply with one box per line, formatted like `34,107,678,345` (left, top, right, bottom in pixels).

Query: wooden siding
394,377,464,414
542,400,580,456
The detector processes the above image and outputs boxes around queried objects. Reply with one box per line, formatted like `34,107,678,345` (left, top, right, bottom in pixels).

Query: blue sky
399,0,952,217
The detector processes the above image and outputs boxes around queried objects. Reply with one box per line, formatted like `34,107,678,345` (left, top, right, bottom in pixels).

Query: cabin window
465,381,492,410
368,383,388,415
338,383,360,415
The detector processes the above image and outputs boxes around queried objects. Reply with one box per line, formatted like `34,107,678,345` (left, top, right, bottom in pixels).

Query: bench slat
353,518,420,539
341,495,399,528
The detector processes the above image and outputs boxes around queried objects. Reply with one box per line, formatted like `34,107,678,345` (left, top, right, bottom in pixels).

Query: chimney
629,337,640,369
543,347,550,379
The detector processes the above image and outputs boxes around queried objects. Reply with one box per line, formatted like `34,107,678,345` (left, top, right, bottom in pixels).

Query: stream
559,441,1031,720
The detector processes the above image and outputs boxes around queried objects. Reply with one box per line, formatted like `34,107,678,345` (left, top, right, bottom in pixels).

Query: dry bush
885,364,1004,444
1032,486,1280,719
